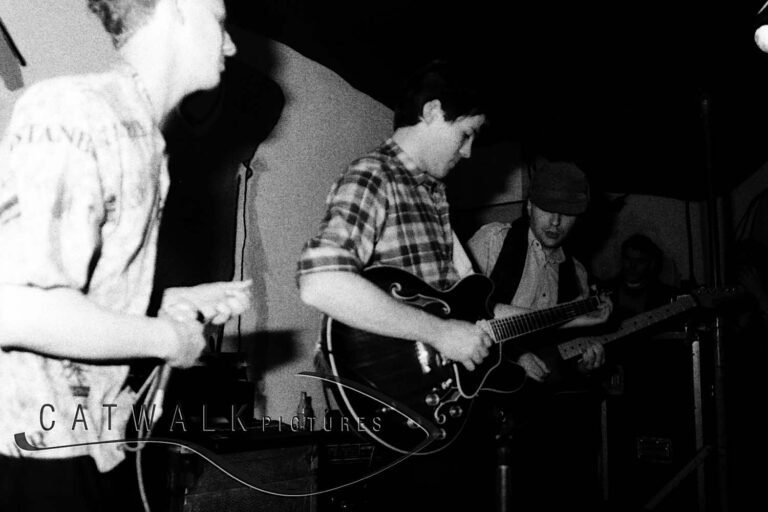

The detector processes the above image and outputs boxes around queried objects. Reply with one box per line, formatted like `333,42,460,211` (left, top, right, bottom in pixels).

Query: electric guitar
528,285,746,390
320,265,605,455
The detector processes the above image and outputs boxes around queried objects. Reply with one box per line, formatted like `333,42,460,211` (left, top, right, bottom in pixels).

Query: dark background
228,0,768,201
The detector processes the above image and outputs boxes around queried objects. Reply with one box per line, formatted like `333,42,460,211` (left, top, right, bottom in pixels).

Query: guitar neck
487,295,601,344
557,296,696,360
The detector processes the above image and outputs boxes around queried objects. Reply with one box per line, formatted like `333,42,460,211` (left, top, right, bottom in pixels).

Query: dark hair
392,60,486,129
622,234,663,266
88,0,158,47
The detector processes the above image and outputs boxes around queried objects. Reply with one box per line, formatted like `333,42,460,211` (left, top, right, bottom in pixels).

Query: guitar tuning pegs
448,405,463,418
425,393,440,406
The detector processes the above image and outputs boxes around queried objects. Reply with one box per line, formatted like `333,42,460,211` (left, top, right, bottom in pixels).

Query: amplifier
163,430,319,512
604,331,714,512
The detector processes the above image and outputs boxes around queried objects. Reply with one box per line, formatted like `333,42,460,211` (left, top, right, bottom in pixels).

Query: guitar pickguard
389,282,452,316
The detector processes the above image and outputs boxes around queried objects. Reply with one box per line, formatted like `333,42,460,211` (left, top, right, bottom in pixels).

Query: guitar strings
491,296,600,340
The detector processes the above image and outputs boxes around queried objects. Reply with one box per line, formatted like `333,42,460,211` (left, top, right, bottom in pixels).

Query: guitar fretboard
557,295,696,360
488,296,601,343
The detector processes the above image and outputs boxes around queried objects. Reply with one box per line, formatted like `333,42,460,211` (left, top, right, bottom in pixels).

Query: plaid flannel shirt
297,139,461,290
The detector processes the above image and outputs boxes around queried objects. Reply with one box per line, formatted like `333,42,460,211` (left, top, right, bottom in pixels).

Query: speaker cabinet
165,433,318,512
604,331,714,512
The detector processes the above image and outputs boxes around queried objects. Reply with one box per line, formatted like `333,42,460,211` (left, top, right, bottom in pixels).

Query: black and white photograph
0,1,766,511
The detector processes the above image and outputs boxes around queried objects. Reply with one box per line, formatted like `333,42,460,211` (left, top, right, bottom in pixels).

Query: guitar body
321,266,526,454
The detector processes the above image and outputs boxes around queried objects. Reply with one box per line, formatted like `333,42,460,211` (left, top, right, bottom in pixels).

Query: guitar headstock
688,284,749,309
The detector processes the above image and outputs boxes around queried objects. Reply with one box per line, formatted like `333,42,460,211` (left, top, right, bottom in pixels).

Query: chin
198,73,223,91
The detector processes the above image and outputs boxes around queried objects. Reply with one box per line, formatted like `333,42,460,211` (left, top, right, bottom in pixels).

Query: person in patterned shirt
297,60,493,511
298,60,492,373
0,1,250,511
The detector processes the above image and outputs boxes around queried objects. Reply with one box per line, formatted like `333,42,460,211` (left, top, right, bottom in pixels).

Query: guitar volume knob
448,405,463,418
425,393,440,406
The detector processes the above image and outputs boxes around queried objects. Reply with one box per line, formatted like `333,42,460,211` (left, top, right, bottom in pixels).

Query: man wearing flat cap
468,160,611,378
467,159,612,510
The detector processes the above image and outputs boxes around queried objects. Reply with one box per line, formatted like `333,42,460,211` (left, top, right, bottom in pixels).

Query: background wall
0,0,115,131
227,28,394,421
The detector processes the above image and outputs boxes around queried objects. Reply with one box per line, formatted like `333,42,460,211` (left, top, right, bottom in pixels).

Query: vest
488,217,581,306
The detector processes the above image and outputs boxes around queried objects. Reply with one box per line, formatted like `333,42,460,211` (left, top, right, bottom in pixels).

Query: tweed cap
529,161,590,215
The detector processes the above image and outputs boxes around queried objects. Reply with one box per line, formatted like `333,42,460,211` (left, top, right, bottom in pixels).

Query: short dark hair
88,0,159,48
393,60,486,129
622,234,662,264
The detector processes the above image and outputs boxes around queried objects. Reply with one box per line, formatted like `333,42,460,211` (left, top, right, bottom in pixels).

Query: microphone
146,309,210,425
148,364,173,421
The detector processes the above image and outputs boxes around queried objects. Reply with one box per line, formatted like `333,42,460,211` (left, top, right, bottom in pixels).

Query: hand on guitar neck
562,290,613,328
493,290,612,382
516,339,605,383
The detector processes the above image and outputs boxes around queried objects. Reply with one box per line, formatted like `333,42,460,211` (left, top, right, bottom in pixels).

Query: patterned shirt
297,139,470,290
468,222,588,309
0,62,168,472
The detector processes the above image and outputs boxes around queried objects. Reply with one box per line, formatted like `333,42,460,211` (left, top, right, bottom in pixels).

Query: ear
526,200,532,217
421,99,445,124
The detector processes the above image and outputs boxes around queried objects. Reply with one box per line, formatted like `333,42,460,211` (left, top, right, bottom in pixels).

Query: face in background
178,0,237,93
419,100,485,180
621,247,655,286
527,201,577,251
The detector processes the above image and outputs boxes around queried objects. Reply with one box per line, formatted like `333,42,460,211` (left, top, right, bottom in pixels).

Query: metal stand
642,316,729,512
712,315,730,512
494,408,515,512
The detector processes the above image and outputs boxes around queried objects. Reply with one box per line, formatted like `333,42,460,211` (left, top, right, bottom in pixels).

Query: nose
223,31,237,57
550,213,561,226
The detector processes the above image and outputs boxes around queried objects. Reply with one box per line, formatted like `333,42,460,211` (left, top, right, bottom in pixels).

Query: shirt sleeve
451,232,474,278
466,222,511,275
0,84,105,291
573,257,590,299
296,162,387,278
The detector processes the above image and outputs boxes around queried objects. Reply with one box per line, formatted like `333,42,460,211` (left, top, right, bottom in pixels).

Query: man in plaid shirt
297,61,492,373
297,60,495,511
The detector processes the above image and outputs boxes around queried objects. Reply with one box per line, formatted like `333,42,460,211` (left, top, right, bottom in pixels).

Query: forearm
493,302,530,319
299,271,448,346
0,284,176,361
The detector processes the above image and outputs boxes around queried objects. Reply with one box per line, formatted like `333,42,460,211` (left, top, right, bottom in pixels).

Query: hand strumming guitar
432,318,493,372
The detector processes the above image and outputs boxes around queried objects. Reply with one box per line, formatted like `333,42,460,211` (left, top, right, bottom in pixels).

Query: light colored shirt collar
528,228,565,266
